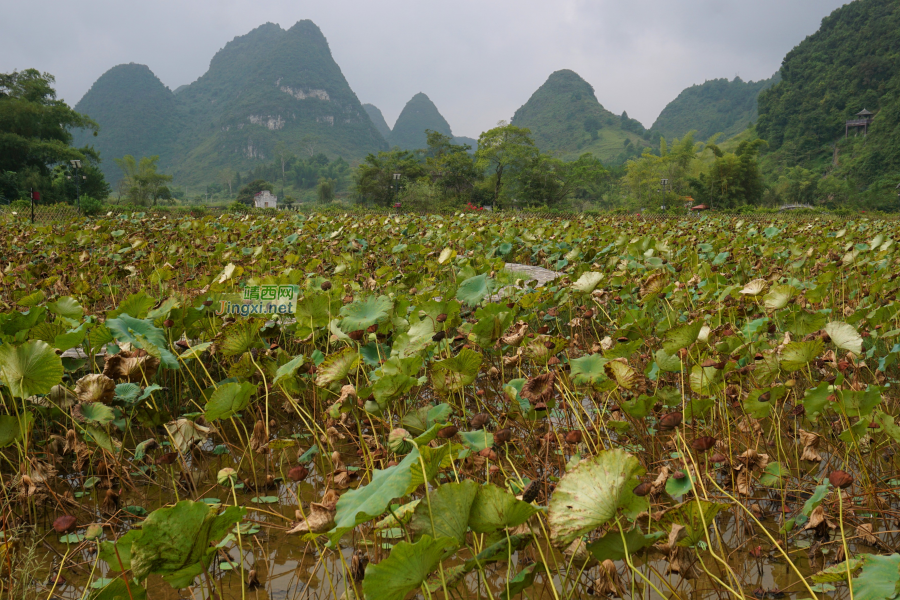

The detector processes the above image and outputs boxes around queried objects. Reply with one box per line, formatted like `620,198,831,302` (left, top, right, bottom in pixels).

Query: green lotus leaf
106,315,178,369
456,273,496,306
273,354,305,385
662,321,703,354
853,554,900,600
763,284,798,310
654,348,683,372
468,483,541,533
129,500,244,587
780,339,823,372
218,320,264,357
548,448,648,547
48,296,84,322
811,558,864,583
431,348,482,395
401,404,453,436
501,562,547,600
315,347,360,387
339,295,393,333
572,271,604,293
178,342,212,361
586,527,666,562
204,382,256,421
0,412,34,448
362,534,456,600
570,354,610,387
0,307,47,337
98,529,143,572
372,372,418,408
0,340,64,398
328,448,420,545
108,292,157,320
459,430,493,452
409,480,478,546
87,577,147,600
78,402,116,425
825,321,863,354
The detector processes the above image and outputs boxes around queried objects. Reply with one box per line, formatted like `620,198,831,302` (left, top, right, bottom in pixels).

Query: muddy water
32,436,849,600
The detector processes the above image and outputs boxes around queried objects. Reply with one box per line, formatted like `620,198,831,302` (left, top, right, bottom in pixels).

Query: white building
253,190,277,209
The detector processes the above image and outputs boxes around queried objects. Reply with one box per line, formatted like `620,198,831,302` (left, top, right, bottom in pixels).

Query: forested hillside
511,70,653,164
652,74,779,142
388,93,453,151
756,0,900,205
363,103,392,140
71,64,182,184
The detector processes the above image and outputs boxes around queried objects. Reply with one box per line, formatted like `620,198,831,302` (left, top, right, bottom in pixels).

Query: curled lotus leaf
75,374,116,404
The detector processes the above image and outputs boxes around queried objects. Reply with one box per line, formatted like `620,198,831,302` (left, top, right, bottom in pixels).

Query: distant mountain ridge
651,74,779,142
73,21,387,185
363,104,392,140
511,69,652,164
388,93,453,150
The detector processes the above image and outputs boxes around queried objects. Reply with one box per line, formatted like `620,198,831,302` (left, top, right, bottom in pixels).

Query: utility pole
67,159,86,211
391,173,401,210
30,188,39,224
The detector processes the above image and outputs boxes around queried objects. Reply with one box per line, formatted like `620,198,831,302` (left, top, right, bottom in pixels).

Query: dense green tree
236,179,274,206
0,69,98,174
518,153,607,207
474,124,539,207
689,139,767,208
624,134,699,206
317,177,335,203
355,149,427,206
423,131,479,200
114,155,174,206
0,69,110,204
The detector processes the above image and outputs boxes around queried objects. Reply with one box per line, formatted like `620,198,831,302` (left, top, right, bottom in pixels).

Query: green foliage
355,149,427,206
474,124,539,207
625,133,700,206
114,155,173,206
0,69,110,205
689,139,767,208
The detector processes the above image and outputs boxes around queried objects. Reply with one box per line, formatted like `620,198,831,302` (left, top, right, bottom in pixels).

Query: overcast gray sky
2,0,847,138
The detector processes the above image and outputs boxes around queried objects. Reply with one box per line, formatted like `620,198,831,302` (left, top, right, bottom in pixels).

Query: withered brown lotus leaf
287,489,339,535
494,428,512,444
75,374,115,404
798,429,823,462
521,372,556,404
103,350,160,383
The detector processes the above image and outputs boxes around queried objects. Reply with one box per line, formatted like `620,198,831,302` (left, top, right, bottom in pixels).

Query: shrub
80,195,104,216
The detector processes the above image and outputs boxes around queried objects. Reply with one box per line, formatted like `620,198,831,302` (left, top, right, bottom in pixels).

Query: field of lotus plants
1,209,900,600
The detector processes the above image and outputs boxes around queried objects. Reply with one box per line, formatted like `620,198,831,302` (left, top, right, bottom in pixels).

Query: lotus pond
2,210,900,600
